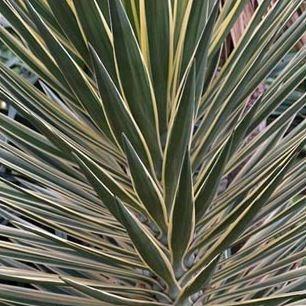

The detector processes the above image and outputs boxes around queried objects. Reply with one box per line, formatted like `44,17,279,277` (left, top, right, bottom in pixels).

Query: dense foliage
0,1,305,305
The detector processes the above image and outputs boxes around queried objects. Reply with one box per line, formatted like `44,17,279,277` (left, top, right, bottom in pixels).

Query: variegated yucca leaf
0,0,305,305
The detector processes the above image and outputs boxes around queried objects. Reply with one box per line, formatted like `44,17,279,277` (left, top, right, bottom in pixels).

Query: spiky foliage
0,0,305,305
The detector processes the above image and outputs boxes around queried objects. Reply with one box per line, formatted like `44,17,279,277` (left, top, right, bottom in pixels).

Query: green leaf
209,0,249,58
72,0,116,80
181,1,211,73
163,64,195,215
168,150,194,273
113,198,178,290
195,134,233,222
228,94,306,172
72,149,141,213
26,1,113,139
250,57,306,130
184,147,298,283
46,0,88,63
145,0,170,137
89,45,154,172
15,222,144,270
193,2,219,105
109,0,162,175
122,134,168,234
0,0,70,91
0,112,66,160
0,0,305,304
0,27,75,103
177,255,220,304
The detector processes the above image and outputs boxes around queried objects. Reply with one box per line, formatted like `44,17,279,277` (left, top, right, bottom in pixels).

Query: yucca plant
0,0,305,305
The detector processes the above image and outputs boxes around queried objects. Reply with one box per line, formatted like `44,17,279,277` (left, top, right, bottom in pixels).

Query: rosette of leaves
0,1,305,305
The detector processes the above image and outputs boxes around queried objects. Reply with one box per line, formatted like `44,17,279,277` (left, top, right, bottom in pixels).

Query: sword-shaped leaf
26,1,112,139
168,150,195,274
145,0,170,136
113,198,178,290
163,64,195,215
184,147,298,283
195,134,233,222
109,0,162,175
122,134,168,234
72,0,116,80
89,46,154,173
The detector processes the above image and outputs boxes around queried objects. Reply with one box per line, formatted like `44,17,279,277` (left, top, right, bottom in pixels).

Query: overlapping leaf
0,0,304,305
